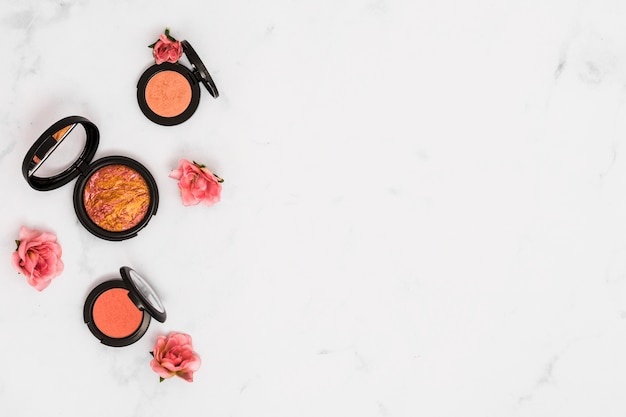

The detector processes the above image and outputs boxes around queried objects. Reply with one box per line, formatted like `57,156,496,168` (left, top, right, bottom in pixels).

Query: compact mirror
23,116,100,192
28,123,87,178
119,267,167,322
128,269,166,314
182,40,219,98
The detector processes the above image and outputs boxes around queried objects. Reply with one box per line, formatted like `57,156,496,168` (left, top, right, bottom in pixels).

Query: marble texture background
2,0,626,415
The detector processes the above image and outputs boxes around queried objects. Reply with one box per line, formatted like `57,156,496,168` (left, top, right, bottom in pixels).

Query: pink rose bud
169,159,223,206
11,226,64,291
153,34,184,64
150,332,201,382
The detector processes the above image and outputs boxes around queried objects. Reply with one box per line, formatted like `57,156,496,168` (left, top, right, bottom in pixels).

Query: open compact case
84,267,167,347
22,116,159,241
137,40,219,126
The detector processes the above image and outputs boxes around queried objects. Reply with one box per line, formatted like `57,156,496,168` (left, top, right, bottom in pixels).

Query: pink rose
150,332,201,382
169,159,223,206
11,226,63,291
152,34,183,64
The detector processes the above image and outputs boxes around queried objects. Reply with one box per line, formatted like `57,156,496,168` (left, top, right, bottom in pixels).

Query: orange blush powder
144,70,192,117
92,288,143,338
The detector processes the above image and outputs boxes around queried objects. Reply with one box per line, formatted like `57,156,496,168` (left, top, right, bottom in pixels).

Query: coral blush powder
144,70,192,117
92,288,143,338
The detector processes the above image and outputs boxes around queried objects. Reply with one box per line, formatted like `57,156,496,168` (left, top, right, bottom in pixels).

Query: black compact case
84,266,167,347
22,116,159,241
137,40,219,126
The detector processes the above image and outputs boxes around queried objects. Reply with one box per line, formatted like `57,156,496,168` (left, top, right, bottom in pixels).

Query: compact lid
182,40,219,99
22,116,99,191
120,266,167,323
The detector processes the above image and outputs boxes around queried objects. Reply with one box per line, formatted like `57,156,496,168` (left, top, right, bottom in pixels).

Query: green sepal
192,161,224,182
160,377,165,383
15,240,20,251
164,28,177,42
148,28,177,48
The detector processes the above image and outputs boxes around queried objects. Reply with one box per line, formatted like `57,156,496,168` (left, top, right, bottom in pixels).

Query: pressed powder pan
137,40,218,126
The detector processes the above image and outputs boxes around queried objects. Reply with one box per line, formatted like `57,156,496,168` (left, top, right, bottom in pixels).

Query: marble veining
3,0,626,416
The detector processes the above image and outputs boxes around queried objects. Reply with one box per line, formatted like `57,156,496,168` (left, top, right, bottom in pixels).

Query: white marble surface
2,0,626,415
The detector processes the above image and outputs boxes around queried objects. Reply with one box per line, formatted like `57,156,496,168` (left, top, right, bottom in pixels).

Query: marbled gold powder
83,164,150,232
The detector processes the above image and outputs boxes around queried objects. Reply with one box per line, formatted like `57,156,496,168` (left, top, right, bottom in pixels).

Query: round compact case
84,266,167,347
137,40,219,126
22,116,159,241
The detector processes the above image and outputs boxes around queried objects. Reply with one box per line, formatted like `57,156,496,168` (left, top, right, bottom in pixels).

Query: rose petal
12,227,63,291
150,332,200,382
150,359,175,378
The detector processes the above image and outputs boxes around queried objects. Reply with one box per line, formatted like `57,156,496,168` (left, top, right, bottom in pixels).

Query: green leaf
149,351,154,357
160,377,165,383
164,27,177,42
15,240,20,251
148,41,157,48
